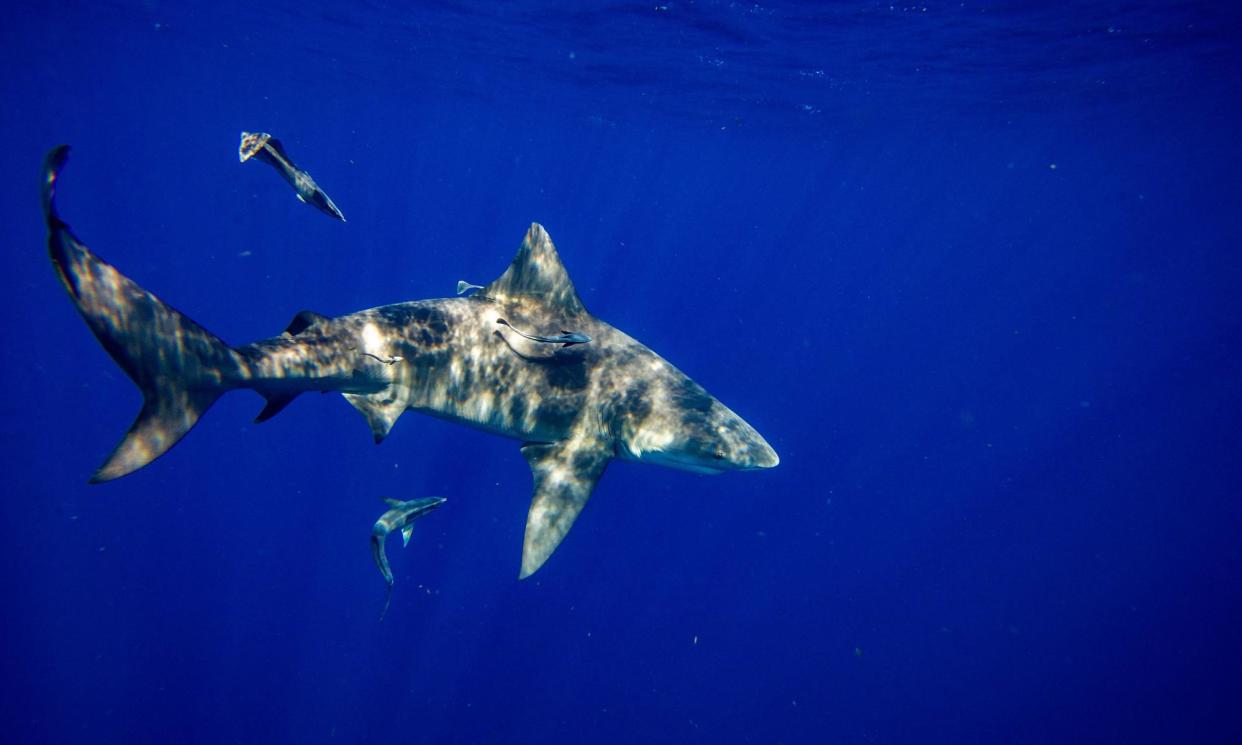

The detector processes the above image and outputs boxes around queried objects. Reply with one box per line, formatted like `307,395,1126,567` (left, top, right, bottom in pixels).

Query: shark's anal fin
253,392,299,423
519,435,612,579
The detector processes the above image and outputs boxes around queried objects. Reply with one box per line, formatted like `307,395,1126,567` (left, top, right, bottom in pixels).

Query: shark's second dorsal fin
283,310,330,336
483,224,586,317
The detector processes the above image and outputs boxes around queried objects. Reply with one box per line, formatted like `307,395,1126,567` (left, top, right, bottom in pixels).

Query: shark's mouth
632,450,726,475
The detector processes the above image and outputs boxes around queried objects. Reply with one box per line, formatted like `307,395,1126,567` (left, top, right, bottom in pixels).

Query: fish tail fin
43,146,243,482
379,585,392,623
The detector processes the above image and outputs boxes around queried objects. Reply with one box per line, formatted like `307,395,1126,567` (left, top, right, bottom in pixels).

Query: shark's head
617,374,779,475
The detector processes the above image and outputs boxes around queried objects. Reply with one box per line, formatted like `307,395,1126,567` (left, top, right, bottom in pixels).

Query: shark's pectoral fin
519,436,613,579
401,525,414,547
343,392,406,443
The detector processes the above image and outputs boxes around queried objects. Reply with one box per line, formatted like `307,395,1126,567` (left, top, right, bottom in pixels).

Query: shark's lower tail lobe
43,146,245,482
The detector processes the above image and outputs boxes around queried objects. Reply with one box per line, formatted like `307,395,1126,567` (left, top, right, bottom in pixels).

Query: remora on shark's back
43,146,778,579
239,131,345,221
496,318,590,347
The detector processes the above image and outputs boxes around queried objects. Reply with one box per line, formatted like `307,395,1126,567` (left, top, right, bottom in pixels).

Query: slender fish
372,496,445,621
239,131,345,221
371,496,447,586
496,318,591,347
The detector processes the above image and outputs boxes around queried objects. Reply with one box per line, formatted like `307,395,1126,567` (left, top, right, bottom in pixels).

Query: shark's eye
713,450,726,460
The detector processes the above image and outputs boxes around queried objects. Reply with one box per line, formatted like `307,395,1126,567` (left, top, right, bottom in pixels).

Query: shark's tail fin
43,146,245,482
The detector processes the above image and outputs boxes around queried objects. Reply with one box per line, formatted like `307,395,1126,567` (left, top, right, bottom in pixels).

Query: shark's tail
43,146,246,482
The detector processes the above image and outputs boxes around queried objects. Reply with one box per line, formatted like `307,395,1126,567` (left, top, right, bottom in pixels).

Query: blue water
2,2,1240,742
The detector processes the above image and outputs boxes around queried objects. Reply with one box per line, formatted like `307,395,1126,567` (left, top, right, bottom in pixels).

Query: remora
42,146,779,578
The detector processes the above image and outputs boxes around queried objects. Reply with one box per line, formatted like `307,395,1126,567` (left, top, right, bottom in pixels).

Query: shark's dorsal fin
518,435,612,578
483,224,587,318
283,310,329,336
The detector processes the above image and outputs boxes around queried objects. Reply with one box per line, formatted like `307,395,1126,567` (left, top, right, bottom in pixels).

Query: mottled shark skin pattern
239,131,345,221
43,146,778,578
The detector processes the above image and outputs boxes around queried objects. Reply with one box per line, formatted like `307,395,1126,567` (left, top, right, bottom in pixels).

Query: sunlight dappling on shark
43,145,777,579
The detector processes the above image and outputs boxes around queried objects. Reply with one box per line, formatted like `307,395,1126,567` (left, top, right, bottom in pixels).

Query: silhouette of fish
239,131,345,221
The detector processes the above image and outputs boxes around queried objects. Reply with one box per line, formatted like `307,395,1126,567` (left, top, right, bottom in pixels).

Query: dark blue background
2,2,1240,743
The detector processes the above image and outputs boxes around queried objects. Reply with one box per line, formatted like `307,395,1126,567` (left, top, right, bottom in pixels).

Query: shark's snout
622,396,779,475
750,437,780,470
728,417,779,471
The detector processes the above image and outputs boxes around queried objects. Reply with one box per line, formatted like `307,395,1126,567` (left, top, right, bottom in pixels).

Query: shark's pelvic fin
483,223,587,318
343,392,406,443
43,146,241,482
519,436,612,578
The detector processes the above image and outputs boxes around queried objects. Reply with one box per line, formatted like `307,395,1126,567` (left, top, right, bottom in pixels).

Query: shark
42,145,779,578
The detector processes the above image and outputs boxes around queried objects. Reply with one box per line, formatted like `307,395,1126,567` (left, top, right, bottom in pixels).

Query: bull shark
43,145,778,578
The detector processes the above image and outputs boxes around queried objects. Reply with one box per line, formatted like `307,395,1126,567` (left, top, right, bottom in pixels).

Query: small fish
371,496,446,587
496,318,591,347
372,496,445,621
239,131,345,222
457,280,484,295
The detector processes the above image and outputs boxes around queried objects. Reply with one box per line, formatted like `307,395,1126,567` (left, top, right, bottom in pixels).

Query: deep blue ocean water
2,2,1240,743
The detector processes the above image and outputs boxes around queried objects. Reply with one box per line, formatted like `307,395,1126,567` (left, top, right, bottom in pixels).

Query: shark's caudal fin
43,146,244,482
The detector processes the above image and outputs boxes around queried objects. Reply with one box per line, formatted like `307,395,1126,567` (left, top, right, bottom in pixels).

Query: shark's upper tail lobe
43,146,245,482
